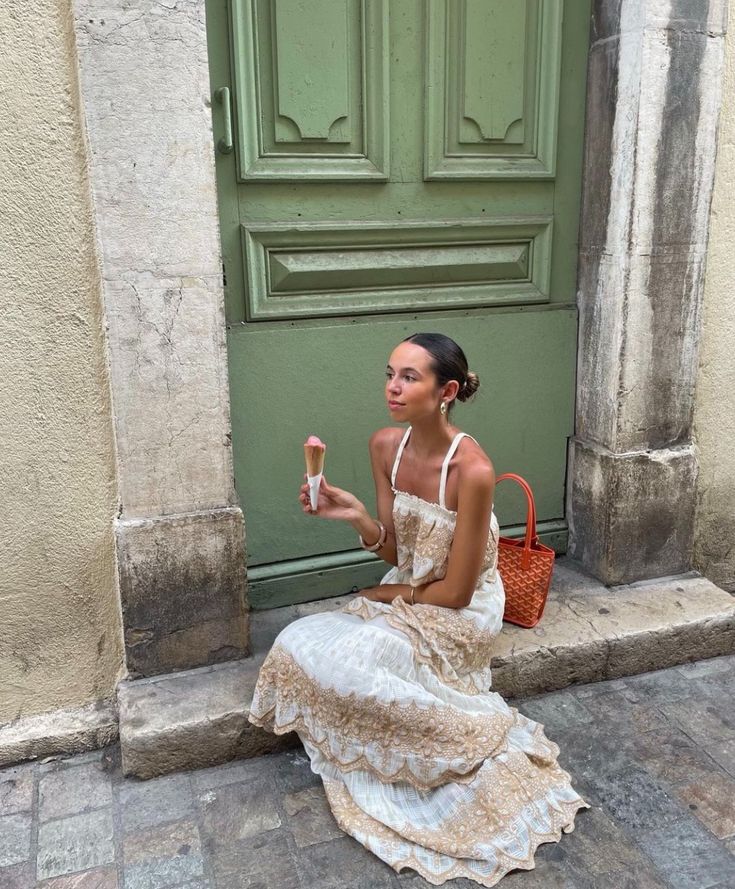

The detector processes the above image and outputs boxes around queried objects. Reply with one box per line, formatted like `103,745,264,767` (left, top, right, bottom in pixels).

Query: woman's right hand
299,474,361,522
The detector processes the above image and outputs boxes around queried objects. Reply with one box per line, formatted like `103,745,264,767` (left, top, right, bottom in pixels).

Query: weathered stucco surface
693,0,735,593
0,0,125,722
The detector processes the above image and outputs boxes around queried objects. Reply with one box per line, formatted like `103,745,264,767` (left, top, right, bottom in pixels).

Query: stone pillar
568,0,728,584
72,0,249,677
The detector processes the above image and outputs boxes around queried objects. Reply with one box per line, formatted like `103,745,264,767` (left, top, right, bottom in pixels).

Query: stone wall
693,0,735,593
72,0,249,676
0,0,124,722
567,0,728,584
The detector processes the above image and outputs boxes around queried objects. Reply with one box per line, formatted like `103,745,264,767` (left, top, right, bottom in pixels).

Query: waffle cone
304,444,326,476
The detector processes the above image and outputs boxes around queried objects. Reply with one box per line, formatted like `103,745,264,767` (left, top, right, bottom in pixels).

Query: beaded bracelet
359,519,386,552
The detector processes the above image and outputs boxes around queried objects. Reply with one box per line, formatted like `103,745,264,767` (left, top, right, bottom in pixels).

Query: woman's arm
348,428,400,567
361,460,495,609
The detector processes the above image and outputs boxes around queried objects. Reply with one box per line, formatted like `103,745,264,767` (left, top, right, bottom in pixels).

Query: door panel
242,217,553,320
230,0,390,180
204,0,592,608
425,0,562,178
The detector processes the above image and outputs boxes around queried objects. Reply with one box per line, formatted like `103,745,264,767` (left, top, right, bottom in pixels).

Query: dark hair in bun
400,332,480,416
458,370,480,402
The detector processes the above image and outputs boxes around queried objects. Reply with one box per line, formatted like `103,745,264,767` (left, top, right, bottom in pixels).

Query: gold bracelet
410,586,416,605
359,519,386,552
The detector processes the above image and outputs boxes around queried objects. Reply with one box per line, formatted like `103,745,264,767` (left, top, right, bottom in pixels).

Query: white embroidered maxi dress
248,427,591,886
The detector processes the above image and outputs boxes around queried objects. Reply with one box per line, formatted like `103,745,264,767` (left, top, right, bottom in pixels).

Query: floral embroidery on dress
321,757,587,889
340,480,501,694
392,493,499,588
248,642,519,792
381,595,499,694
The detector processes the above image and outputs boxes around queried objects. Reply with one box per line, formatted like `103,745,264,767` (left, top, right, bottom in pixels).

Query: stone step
117,558,735,780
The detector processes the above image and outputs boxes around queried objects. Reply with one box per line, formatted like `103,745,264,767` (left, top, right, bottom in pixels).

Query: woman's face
385,343,442,420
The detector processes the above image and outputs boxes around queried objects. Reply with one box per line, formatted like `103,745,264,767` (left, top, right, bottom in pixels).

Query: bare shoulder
368,426,404,457
457,435,496,486
368,426,404,474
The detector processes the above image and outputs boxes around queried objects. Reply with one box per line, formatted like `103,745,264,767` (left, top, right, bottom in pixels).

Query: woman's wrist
409,582,428,605
349,504,381,544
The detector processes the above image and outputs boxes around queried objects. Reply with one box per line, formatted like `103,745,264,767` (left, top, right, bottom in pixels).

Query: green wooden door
205,0,592,609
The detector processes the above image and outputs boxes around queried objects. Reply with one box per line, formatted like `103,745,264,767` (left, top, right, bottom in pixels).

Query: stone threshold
113,558,735,780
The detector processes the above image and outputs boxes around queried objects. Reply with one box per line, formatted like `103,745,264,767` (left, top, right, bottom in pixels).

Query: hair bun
458,371,480,402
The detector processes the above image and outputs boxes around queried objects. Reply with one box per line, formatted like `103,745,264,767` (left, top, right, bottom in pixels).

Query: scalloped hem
247,708,487,792
388,798,593,887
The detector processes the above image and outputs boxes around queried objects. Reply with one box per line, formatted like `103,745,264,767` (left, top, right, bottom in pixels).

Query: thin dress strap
439,431,478,509
391,426,412,490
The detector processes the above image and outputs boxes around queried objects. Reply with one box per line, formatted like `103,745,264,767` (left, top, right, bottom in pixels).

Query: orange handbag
494,473,555,628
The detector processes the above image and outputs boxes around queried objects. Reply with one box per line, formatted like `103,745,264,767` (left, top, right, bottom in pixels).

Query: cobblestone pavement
1,653,734,889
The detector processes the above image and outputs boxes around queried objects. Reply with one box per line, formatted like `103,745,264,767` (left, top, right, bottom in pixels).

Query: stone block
283,786,343,848
656,695,734,748
117,656,299,780
592,766,683,832
0,813,31,868
73,2,223,283
573,0,728,584
0,863,36,888
566,439,698,584
635,813,735,889
0,699,118,769
101,279,235,518
39,761,113,821
118,772,195,834
0,763,34,816
207,829,300,889
36,809,115,881
122,820,205,889
197,778,281,847
116,507,249,677
576,249,709,453
703,737,735,779
670,770,735,839
628,724,728,786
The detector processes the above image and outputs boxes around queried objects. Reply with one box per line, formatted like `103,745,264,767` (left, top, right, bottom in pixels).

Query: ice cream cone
304,435,326,511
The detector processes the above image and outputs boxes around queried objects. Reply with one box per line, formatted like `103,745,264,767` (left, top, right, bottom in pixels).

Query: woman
247,332,591,887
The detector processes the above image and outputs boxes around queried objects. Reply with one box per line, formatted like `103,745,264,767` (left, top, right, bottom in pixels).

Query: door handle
215,86,233,154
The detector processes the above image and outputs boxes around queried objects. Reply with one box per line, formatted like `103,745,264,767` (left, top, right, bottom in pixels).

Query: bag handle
495,472,539,570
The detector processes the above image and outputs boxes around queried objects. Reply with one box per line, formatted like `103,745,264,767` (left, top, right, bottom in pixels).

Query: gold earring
440,401,447,415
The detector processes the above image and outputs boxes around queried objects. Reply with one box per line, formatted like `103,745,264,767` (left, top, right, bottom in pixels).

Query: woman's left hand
358,584,413,603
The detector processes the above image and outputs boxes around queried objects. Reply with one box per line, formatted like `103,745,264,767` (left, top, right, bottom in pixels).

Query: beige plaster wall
0,0,125,722
693,1,735,593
